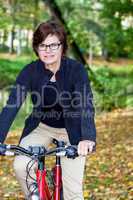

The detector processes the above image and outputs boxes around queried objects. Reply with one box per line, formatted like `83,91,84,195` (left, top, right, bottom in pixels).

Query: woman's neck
45,59,61,74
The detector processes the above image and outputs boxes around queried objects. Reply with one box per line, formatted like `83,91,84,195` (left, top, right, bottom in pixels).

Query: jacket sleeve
0,65,31,143
73,63,96,142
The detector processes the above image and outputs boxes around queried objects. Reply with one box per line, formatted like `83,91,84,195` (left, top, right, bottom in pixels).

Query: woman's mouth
44,55,55,58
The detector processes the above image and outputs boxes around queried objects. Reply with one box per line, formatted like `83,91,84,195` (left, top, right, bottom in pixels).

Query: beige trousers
13,122,86,200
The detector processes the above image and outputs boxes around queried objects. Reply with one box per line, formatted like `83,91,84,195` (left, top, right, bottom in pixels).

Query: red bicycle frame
0,140,79,200
36,154,62,200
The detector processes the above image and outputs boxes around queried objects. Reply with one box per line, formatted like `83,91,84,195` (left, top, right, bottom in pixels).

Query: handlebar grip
65,146,78,159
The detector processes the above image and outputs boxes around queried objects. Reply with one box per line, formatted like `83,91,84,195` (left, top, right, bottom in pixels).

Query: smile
44,55,55,58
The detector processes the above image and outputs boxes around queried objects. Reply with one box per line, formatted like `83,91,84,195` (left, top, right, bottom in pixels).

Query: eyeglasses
38,42,62,51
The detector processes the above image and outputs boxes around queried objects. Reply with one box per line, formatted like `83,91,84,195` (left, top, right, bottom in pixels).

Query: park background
0,0,133,199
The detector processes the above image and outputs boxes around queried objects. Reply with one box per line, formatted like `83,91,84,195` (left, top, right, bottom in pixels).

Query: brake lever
65,146,78,159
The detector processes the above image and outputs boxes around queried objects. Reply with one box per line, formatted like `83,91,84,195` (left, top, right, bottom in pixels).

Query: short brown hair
32,19,68,56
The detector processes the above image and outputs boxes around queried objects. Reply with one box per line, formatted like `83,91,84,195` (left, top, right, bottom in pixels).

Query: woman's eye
51,43,57,47
40,44,45,47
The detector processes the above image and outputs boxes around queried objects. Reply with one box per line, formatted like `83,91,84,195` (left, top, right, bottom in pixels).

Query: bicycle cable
26,158,38,196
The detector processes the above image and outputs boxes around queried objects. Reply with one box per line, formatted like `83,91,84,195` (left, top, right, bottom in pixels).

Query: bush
0,56,34,88
91,65,133,113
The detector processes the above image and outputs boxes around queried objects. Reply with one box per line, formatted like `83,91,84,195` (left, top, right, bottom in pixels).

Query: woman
0,20,96,200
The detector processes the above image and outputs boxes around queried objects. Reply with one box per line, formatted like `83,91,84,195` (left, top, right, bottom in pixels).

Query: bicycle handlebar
0,143,78,159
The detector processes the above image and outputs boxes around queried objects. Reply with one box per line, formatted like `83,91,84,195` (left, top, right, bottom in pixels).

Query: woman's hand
78,140,95,156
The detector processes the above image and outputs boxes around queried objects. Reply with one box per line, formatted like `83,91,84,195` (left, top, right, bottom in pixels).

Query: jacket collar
55,57,65,91
37,57,66,91
38,59,54,77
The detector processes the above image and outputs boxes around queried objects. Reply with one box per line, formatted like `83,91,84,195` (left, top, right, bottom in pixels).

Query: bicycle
0,138,78,200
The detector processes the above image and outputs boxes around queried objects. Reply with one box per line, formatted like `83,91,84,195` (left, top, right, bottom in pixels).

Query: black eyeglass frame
38,42,62,51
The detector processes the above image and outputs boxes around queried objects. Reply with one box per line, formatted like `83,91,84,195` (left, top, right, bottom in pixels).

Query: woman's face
37,34,63,65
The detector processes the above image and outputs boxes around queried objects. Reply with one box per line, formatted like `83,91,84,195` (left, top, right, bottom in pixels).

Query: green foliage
55,0,133,59
0,0,50,54
0,56,34,129
0,0,49,30
99,0,133,58
92,65,133,112
0,0,132,58
0,55,35,88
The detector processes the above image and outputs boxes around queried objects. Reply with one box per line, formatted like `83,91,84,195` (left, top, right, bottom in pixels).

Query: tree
0,0,49,54
99,0,133,58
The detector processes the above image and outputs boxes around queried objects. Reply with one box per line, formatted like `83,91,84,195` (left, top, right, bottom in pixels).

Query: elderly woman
0,20,96,200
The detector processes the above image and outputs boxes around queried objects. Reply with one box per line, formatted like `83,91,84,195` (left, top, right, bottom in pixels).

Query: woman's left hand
78,140,95,156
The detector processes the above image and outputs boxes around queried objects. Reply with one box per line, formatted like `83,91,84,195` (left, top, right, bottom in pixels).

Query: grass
0,55,35,88
0,54,34,130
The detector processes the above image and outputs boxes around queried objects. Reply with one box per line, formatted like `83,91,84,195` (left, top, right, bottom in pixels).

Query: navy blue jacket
0,57,96,145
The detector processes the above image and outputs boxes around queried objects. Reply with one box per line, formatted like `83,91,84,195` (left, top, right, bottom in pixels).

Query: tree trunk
33,0,39,29
44,0,87,65
17,28,22,55
26,30,30,49
9,26,15,54
0,30,8,48
89,41,93,67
